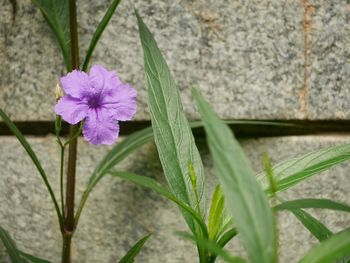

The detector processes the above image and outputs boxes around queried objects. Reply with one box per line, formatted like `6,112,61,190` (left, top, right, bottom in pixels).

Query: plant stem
61,232,73,263
62,0,80,262
60,145,65,217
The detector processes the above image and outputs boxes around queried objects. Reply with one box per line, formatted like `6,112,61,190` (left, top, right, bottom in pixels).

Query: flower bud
55,83,64,101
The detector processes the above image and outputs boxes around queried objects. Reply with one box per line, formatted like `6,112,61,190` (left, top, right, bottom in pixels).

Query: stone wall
0,0,349,262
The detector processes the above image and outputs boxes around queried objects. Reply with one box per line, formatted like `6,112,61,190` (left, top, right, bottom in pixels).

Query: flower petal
89,64,122,96
60,70,90,98
102,83,137,121
55,96,89,124
82,109,119,145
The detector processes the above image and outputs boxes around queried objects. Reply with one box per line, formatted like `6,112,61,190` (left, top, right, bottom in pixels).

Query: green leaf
177,231,246,263
82,0,122,71
0,109,63,229
299,227,350,263
88,120,287,191
88,127,153,189
0,225,23,263
19,251,51,263
136,11,206,229
0,109,47,186
274,199,350,213
78,120,283,227
193,89,276,263
208,185,225,240
110,171,208,237
32,0,71,70
209,228,238,263
119,233,151,263
217,228,237,248
336,254,350,263
291,209,333,241
257,143,350,194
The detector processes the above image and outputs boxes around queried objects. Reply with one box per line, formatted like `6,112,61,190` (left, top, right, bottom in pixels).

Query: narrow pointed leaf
89,120,285,191
136,11,206,228
19,251,51,263
208,185,225,240
83,120,284,215
0,109,47,182
0,109,62,228
0,225,23,263
82,0,122,71
119,233,151,263
32,0,71,69
209,228,238,263
292,209,333,241
177,232,246,263
336,254,350,263
257,143,350,194
193,89,276,263
110,171,208,236
299,227,350,263
274,199,350,213
88,127,153,189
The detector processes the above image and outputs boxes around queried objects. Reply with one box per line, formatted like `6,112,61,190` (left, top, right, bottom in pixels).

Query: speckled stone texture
0,135,349,262
1,0,349,121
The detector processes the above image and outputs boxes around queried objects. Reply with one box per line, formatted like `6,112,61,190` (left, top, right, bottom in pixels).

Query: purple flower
55,64,137,145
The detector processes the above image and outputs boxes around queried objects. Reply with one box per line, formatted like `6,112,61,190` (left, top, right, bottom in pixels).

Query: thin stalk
60,145,65,217
62,0,80,262
74,187,90,229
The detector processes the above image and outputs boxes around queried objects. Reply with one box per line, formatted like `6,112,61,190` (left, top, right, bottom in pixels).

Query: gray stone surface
0,135,349,262
1,0,349,121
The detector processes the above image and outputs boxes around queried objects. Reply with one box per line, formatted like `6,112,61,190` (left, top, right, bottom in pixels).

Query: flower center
87,96,101,109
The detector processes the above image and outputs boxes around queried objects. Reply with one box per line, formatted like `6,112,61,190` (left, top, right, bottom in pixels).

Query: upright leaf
208,185,225,240
119,234,151,263
299,228,350,263
0,225,23,263
193,89,276,263
32,0,71,69
82,0,122,71
136,12,206,227
257,143,350,194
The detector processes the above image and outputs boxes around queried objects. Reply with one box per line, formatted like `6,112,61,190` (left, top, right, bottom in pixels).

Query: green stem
60,145,65,217
63,122,83,147
61,232,73,263
62,0,80,262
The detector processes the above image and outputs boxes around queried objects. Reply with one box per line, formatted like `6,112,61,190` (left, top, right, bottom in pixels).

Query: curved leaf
177,231,246,263
32,0,71,69
119,234,151,263
0,225,23,263
110,171,208,237
299,228,350,263
0,109,63,228
275,199,350,213
257,143,350,194
88,127,153,188
82,0,122,71
19,251,51,263
291,209,333,241
193,89,276,263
